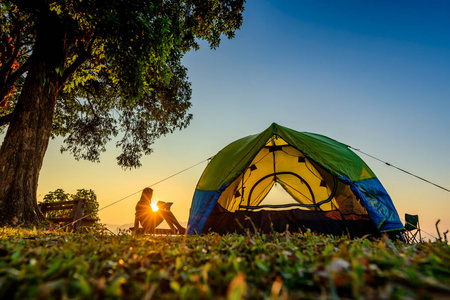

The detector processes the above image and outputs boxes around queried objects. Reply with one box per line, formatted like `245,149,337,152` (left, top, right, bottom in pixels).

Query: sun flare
151,202,159,212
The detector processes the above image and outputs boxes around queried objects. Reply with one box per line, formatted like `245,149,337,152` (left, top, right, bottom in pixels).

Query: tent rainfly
187,123,404,237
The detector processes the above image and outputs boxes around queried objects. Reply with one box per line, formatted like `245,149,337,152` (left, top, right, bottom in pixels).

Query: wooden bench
38,199,97,230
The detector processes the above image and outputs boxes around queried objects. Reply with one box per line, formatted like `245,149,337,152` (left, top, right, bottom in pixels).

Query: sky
27,0,450,238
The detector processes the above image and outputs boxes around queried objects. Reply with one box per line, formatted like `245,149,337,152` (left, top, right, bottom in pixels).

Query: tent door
244,171,316,209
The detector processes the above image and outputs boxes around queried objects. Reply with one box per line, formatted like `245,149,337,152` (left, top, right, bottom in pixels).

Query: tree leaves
1,0,245,168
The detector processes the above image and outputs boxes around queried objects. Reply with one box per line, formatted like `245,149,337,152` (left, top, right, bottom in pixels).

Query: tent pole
239,170,246,211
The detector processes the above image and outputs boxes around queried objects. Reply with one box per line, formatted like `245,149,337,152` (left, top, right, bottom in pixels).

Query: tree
40,188,99,221
0,0,245,225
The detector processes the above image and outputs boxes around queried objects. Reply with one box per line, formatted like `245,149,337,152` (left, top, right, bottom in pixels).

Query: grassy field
0,227,449,299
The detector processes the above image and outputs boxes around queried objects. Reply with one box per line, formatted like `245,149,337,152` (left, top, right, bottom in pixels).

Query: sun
150,202,159,212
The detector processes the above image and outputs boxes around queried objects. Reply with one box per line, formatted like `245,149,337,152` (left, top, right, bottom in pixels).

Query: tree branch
84,91,101,120
4,57,31,86
0,13,27,79
59,44,91,92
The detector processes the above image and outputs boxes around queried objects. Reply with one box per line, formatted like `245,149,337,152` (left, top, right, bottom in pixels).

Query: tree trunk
0,10,67,226
0,67,57,224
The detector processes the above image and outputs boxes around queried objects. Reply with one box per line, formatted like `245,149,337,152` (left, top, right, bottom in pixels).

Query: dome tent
187,123,404,237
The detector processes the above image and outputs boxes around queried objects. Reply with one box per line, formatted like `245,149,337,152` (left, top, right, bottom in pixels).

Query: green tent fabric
188,123,404,235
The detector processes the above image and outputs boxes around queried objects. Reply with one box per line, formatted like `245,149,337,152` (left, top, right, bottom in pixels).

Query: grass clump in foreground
0,227,449,299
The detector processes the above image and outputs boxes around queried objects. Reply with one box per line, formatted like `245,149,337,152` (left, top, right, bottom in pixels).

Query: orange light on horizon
151,202,159,212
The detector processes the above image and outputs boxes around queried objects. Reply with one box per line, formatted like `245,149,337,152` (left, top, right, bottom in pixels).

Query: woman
133,188,163,234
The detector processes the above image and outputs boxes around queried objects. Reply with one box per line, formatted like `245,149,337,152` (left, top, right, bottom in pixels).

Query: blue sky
34,1,449,237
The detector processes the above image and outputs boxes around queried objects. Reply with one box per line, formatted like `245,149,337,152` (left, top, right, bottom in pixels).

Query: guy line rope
349,146,450,193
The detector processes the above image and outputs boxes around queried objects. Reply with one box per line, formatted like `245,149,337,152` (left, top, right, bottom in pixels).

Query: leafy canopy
0,0,245,168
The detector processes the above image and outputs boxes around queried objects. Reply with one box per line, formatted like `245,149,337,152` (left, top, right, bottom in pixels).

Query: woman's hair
140,188,153,203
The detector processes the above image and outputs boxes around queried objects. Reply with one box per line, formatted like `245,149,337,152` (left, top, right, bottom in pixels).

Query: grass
0,227,449,299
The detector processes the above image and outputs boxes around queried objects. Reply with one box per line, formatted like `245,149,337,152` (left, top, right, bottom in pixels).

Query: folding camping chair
403,213,422,243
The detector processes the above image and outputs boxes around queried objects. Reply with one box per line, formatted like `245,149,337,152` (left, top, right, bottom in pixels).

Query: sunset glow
151,203,159,212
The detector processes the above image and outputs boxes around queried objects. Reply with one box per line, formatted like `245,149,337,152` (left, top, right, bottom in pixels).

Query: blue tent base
201,208,384,239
